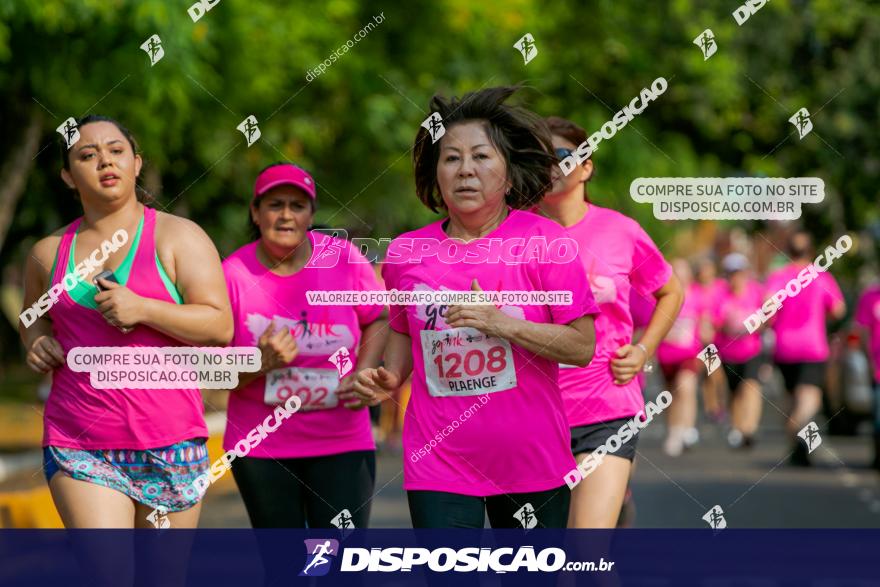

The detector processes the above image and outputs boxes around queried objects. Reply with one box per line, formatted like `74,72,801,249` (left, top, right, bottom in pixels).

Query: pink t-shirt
855,285,880,382
630,287,656,330
556,205,672,427
657,284,706,365
694,279,726,308
383,209,598,496
767,263,844,363
222,233,383,458
713,280,763,363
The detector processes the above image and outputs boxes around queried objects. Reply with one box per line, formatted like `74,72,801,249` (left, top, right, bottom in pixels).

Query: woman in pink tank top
19,116,232,529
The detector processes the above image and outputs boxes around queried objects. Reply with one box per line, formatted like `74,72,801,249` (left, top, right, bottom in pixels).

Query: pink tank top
43,206,209,449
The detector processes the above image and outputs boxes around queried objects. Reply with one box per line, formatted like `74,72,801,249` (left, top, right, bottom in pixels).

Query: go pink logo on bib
413,283,525,330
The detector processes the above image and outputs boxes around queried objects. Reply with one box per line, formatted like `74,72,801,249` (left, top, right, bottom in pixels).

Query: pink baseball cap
253,163,316,202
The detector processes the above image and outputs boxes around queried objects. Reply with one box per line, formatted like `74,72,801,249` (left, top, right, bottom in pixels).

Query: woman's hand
444,280,511,338
352,366,400,407
337,372,367,410
256,321,298,372
94,278,145,333
610,343,647,385
27,335,65,373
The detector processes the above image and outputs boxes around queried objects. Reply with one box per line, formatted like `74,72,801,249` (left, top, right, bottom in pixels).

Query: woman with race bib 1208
354,87,599,529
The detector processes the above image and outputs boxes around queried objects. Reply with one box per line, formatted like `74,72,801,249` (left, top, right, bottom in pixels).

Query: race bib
264,367,339,411
667,317,697,346
421,327,517,397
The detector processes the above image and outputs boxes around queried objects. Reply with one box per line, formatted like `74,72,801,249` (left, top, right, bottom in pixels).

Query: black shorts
724,356,762,392
776,361,826,393
407,486,570,529
571,417,639,461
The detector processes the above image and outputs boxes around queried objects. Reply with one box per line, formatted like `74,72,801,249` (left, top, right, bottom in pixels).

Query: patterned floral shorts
43,439,209,512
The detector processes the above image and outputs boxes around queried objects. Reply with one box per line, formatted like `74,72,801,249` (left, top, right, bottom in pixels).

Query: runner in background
715,253,764,449
656,259,711,457
223,163,387,528
854,281,880,469
695,257,728,423
355,87,599,529
20,115,232,530
537,116,682,528
767,229,845,466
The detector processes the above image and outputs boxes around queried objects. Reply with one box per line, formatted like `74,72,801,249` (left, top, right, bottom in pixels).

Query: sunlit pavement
199,419,880,528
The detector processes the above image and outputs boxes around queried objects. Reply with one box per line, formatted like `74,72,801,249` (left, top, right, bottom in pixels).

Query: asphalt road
199,405,880,529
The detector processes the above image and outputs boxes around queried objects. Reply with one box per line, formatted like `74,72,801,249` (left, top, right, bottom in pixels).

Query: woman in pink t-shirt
354,87,599,529
768,230,846,466
715,253,764,448
223,163,387,528
536,116,683,528
20,116,233,529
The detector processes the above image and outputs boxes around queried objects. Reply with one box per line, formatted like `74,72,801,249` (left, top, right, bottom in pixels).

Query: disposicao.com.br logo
299,541,614,575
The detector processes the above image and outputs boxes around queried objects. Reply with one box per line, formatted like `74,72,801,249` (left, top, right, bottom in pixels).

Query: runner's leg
407,490,485,528
486,485,570,528
49,472,136,528
568,454,631,528
738,378,762,438
231,456,307,527
302,450,376,528
49,474,136,587
788,384,822,436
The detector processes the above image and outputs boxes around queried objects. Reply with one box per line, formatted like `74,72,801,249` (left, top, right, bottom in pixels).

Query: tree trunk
0,107,44,254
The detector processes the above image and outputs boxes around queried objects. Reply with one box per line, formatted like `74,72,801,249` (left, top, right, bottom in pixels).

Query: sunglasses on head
554,147,574,161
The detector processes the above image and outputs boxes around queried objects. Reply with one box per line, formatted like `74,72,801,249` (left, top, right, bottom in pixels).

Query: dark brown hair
412,86,556,213
545,116,587,148
545,115,594,200
59,114,152,203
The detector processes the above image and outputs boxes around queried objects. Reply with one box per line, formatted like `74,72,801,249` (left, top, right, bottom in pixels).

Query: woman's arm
19,237,66,373
610,273,684,385
95,214,233,346
639,274,684,355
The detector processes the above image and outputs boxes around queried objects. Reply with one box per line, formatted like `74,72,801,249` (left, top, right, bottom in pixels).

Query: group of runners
19,86,875,531
651,231,866,469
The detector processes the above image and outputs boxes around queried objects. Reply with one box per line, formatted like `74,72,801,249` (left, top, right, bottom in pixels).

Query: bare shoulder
27,225,70,274
154,210,213,248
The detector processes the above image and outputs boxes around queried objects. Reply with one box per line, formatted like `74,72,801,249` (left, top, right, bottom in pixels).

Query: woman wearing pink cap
536,116,683,528
223,162,387,528
354,87,599,528
714,253,765,448
20,115,233,528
